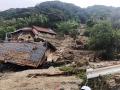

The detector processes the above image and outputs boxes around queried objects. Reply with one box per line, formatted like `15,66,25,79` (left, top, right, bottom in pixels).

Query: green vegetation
0,26,15,40
56,20,79,34
89,22,114,51
87,21,120,59
0,1,86,40
59,66,74,73
88,76,109,90
1,1,120,60
59,66,86,80
0,14,48,39
0,2,120,39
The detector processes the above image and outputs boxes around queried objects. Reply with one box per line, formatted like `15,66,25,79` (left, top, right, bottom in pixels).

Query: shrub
88,21,120,59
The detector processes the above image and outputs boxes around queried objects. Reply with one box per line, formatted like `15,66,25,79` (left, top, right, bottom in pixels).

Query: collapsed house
2,26,57,68
7,26,56,42
0,42,56,68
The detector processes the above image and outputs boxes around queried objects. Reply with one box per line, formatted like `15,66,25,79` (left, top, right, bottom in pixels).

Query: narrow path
87,64,120,79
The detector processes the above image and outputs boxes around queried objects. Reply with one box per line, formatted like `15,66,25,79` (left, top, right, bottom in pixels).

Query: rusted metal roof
33,26,56,35
0,42,47,67
9,26,56,35
32,29,39,35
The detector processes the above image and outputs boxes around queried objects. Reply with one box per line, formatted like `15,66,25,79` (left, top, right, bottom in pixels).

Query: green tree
0,26,15,40
89,21,120,59
56,20,79,35
86,20,95,27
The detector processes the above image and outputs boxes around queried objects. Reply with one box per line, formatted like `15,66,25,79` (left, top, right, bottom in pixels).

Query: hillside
0,1,120,32
2,1,120,90
0,1,87,23
0,2,120,23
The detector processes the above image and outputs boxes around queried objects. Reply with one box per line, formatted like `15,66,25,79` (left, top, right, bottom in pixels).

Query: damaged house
7,26,56,42
2,26,57,68
0,42,56,68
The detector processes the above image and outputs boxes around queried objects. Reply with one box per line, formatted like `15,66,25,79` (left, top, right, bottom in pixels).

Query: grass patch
59,66,86,80
59,66,74,72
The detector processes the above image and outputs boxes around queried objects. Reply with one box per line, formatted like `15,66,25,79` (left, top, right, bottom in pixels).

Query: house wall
18,32,34,41
10,30,56,42
38,32,56,39
11,32,34,41
11,33,20,41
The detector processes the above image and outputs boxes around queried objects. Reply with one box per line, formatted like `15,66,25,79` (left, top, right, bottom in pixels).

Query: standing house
8,26,56,42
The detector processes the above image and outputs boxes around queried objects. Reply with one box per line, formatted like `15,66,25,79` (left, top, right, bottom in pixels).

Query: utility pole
5,33,8,42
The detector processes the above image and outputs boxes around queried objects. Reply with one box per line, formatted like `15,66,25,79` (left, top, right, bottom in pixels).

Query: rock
114,75,120,84
76,40,84,45
107,79,116,87
63,51,74,60
72,45,84,50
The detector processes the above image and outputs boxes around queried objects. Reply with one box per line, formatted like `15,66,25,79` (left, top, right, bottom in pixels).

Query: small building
8,26,56,42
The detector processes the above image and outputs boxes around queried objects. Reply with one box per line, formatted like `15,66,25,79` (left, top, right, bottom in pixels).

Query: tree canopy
88,21,120,59
1,1,120,41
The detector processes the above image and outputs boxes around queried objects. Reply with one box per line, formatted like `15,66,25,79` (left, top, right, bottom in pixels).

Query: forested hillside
0,1,120,40
0,1,87,23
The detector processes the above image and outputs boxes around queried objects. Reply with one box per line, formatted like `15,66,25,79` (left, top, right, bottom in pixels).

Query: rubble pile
51,36,93,67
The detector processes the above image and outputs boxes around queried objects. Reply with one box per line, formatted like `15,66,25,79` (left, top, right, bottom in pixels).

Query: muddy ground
0,67,82,90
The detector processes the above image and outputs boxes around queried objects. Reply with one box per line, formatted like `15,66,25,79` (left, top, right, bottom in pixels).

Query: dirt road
87,64,120,79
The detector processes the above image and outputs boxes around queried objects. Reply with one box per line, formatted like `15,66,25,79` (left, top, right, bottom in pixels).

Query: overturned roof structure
0,42,48,68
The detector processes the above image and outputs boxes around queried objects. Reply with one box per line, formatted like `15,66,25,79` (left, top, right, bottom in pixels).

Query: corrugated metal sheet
0,42,47,67
33,26,56,35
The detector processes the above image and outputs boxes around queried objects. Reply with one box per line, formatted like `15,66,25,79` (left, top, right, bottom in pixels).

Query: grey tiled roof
0,42,47,67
